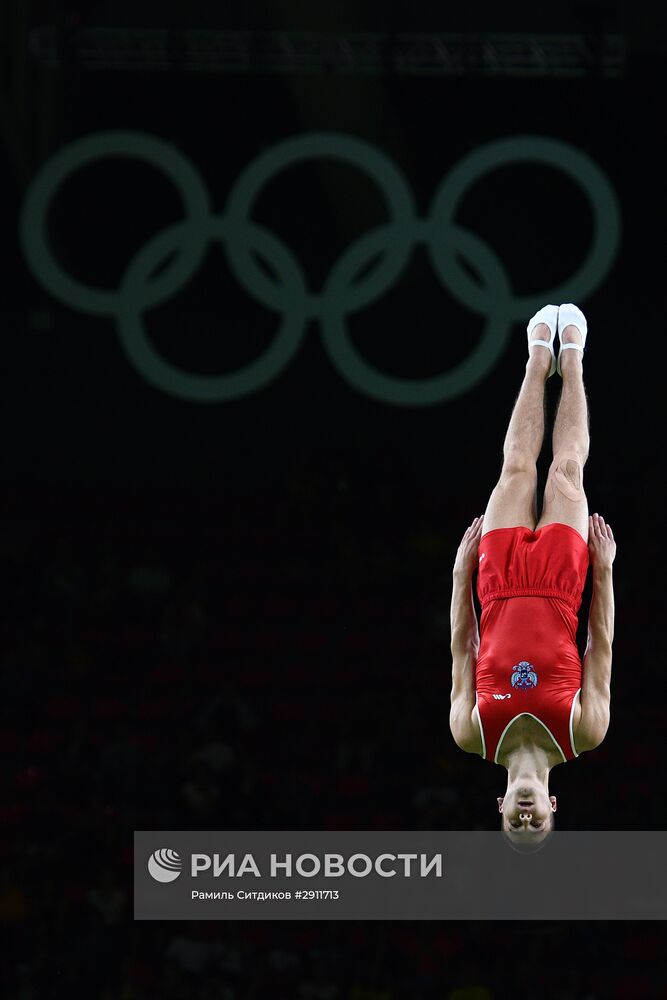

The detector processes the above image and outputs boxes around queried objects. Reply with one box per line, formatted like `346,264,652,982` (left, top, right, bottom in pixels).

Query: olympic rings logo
20,131,621,405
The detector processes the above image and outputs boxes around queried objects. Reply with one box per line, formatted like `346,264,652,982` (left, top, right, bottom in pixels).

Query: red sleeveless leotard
474,522,589,763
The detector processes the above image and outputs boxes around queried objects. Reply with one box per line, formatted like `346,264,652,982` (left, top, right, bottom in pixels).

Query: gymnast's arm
578,515,616,749
449,517,483,750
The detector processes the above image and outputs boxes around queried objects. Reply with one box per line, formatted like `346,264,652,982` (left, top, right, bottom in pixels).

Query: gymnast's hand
588,513,616,570
453,515,485,578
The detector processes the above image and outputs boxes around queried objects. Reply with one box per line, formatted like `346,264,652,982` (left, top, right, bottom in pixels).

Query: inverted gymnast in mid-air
449,304,616,846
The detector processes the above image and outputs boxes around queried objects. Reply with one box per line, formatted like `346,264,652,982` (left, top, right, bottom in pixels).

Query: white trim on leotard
493,712,567,765
569,688,582,758
474,693,486,760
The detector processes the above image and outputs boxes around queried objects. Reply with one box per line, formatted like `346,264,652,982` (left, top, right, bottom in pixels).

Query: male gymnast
449,304,616,845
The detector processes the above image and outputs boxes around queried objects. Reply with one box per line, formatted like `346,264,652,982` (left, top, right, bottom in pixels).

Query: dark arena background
1,0,666,996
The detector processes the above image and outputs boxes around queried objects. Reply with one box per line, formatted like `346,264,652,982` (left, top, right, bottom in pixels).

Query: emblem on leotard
511,661,538,689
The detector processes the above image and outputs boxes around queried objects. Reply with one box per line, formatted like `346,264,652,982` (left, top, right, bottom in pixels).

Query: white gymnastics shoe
557,304,588,376
526,304,558,378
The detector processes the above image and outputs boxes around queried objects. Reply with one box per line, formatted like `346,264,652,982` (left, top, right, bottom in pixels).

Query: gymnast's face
497,788,556,842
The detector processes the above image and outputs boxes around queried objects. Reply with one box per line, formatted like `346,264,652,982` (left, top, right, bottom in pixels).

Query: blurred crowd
0,460,664,998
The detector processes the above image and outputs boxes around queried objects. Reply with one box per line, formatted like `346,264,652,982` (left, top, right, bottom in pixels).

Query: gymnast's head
497,785,556,849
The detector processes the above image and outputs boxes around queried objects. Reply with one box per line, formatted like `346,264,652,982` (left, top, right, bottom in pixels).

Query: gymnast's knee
546,449,585,503
501,446,537,480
